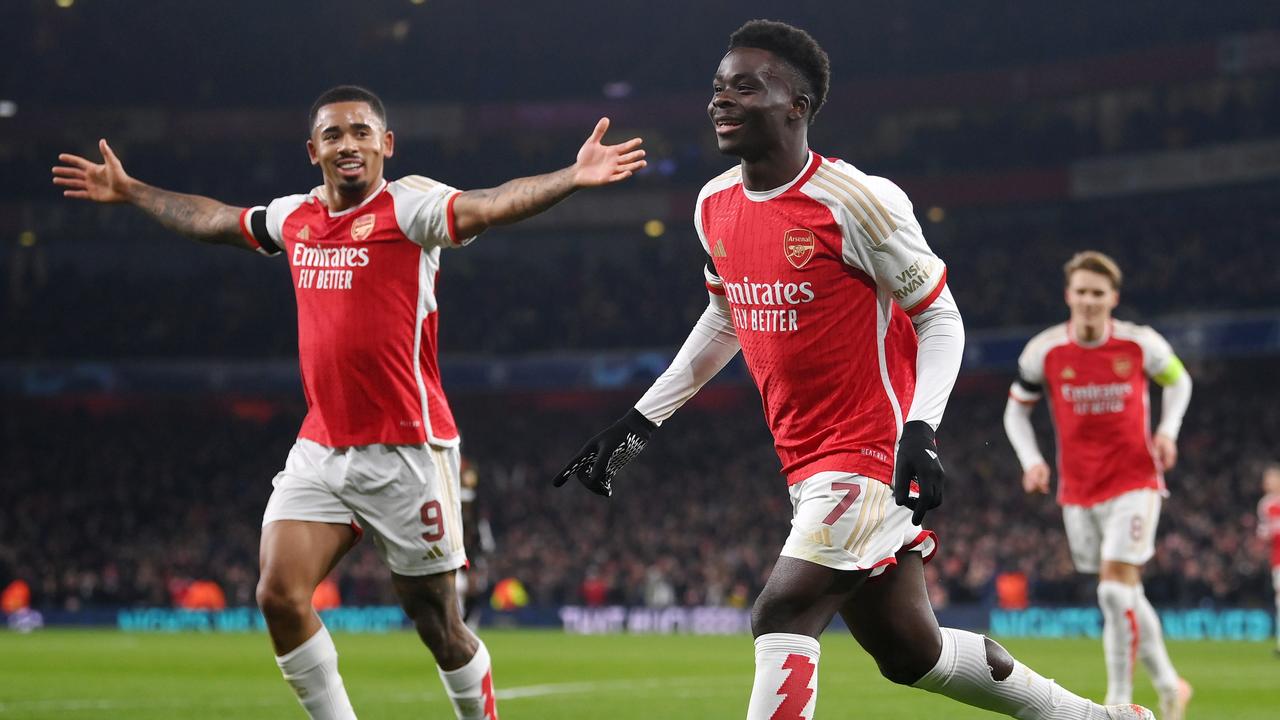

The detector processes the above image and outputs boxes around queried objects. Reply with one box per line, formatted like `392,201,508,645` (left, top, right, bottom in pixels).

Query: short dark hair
308,85,386,130
728,20,830,123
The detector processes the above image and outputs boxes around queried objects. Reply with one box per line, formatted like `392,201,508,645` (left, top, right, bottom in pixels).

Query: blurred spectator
177,580,227,611
2,357,1276,613
4,179,1278,358
2,579,31,614
312,577,342,611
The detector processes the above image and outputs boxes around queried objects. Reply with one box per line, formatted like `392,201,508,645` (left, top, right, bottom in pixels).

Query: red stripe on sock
1125,608,1139,679
481,669,498,719
771,653,815,720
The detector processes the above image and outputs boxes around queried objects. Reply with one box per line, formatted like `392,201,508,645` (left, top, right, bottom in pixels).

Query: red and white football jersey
697,152,947,486
1259,494,1280,569
1010,320,1176,506
239,176,470,448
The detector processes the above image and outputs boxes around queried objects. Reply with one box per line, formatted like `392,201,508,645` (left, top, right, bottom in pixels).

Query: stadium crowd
13,1,1273,108
2,358,1275,614
6,181,1280,360
5,0,1278,628
7,70,1278,201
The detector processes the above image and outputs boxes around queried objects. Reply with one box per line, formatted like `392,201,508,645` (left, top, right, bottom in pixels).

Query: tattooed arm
53,139,252,250
452,117,645,240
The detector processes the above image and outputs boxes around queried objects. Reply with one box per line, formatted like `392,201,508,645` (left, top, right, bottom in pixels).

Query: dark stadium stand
3,358,1275,612
4,0,1278,626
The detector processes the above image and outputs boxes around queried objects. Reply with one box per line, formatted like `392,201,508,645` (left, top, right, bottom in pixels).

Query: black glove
892,420,945,525
554,408,656,497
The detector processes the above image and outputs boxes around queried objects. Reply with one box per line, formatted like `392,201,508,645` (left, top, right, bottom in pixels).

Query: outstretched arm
634,292,740,424
554,269,738,497
53,139,252,250
451,117,645,240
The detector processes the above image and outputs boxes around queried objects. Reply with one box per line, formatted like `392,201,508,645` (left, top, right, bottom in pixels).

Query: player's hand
571,117,646,187
52,139,135,203
554,408,656,497
893,421,945,526
1022,462,1051,494
1153,433,1178,471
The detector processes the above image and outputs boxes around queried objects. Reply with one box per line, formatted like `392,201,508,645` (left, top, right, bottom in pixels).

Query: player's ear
791,94,811,122
306,139,319,166
383,130,395,159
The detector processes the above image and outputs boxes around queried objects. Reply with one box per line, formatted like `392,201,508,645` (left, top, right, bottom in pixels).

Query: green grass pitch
0,629,1275,718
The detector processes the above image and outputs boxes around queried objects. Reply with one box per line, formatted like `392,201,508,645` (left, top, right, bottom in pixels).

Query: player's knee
255,577,311,621
750,591,803,636
874,653,933,686
865,625,947,681
872,635,941,686
983,636,1014,681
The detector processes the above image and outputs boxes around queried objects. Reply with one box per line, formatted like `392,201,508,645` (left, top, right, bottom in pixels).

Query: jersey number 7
822,481,862,525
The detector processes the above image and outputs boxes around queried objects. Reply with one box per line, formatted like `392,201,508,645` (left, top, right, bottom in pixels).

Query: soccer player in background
1259,463,1280,656
1004,251,1193,719
457,458,495,628
52,85,645,720
555,20,1154,720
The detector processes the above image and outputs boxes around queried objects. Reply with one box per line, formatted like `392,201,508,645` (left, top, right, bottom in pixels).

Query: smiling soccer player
555,20,1154,720
53,84,644,720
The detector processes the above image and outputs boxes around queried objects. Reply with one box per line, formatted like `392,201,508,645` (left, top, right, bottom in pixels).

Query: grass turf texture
0,630,1274,718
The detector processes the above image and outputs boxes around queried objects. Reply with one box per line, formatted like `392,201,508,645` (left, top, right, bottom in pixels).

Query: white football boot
1157,677,1192,720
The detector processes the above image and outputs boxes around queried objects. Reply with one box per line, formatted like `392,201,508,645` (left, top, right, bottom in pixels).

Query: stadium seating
2,358,1274,612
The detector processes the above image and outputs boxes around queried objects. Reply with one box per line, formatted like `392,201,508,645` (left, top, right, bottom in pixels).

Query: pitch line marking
0,675,742,713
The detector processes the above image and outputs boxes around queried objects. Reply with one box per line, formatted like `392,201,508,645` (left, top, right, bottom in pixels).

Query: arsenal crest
784,228,815,269
351,214,376,242
1112,357,1133,378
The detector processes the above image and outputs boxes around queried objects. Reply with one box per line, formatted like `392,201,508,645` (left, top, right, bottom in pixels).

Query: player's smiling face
708,48,806,160
1065,269,1118,327
307,101,395,200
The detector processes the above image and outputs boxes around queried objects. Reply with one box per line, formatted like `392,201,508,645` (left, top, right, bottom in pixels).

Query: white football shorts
1062,487,1162,573
780,471,937,576
262,438,467,576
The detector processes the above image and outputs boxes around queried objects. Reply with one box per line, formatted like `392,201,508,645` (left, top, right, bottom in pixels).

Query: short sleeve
1133,325,1177,378
388,176,468,249
819,168,947,316
239,193,309,256
694,179,730,301
1016,341,1047,391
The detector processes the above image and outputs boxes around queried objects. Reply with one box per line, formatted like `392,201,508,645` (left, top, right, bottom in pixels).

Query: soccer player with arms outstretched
52,85,644,720
1004,251,1193,719
555,20,1154,720
1259,463,1280,656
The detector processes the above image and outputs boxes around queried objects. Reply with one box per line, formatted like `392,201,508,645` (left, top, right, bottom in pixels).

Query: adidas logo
422,545,445,560
712,238,727,258
808,526,833,547
297,225,311,241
